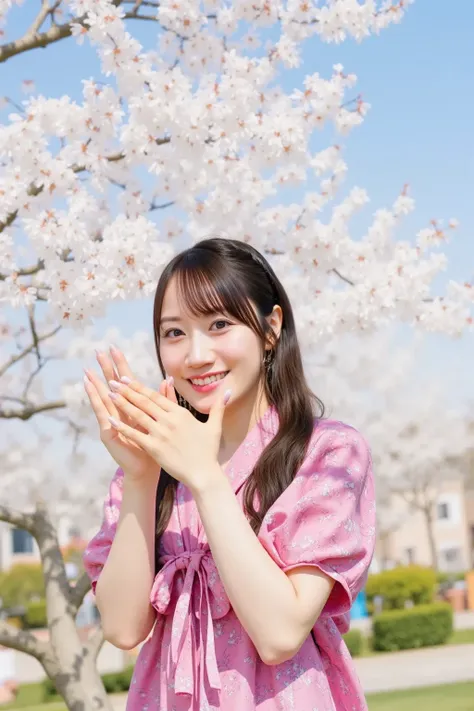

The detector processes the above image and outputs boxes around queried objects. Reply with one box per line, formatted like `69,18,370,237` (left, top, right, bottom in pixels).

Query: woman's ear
266,305,283,347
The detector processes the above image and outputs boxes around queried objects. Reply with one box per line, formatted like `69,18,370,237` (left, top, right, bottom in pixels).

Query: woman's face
158,276,267,414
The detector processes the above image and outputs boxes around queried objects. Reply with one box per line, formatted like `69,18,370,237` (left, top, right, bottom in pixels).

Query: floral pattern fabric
84,408,375,710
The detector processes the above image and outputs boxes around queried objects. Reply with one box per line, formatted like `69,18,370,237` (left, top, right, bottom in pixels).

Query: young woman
83,237,375,711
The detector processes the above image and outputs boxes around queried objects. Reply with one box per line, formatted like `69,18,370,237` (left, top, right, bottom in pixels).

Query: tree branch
0,505,36,533
330,268,355,287
149,199,175,212
0,138,170,236
0,399,66,420
85,626,105,662
0,325,61,378
27,304,41,367
0,261,45,282
0,2,161,64
28,0,55,38
0,620,51,661
69,572,92,614
0,16,77,64
0,183,43,235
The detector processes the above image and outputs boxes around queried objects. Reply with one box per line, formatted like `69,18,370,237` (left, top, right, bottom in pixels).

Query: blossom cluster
0,0,471,341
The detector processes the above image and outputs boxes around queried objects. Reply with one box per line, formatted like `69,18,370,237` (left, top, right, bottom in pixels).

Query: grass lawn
0,683,63,711
367,681,474,711
2,681,474,711
450,628,474,645
0,702,64,711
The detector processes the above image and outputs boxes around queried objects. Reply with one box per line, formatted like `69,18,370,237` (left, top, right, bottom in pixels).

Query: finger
96,350,119,384
108,416,151,450
84,375,116,429
116,378,174,413
166,377,178,405
84,368,118,418
109,345,134,380
208,387,232,429
108,390,158,431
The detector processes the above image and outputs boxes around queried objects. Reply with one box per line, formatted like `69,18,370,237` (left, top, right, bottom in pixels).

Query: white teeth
191,373,227,386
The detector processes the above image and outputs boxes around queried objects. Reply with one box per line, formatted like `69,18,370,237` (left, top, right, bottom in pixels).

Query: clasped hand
84,348,230,492
108,377,229,491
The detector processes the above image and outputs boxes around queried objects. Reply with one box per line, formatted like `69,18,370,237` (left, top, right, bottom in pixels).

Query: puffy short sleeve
258,422,375,619
83,467,124,594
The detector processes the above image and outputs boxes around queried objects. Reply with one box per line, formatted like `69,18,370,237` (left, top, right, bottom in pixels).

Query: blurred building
0,518,89,573
374,478,474,572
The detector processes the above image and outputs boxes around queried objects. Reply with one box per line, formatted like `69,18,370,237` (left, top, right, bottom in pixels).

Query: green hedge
43,666,134,701
372,602,453,652
102,667,134,694
0,563,45,608
366,565,436,611
25,600,47,629
437,570,466,585
343,629,363,657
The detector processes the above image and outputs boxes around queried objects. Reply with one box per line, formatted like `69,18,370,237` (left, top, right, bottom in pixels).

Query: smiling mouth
188,372,229,387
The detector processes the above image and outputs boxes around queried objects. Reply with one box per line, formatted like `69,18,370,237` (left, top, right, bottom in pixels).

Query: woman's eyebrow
160,316,182,325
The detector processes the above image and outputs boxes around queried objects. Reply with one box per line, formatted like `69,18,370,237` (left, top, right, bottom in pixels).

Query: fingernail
108,416,120,427
120,376,132,384
110,344,119,354
167,376,174,387
108,392,118,401
109,380,122,390
224,389,232,404
95,349,102,358
83,375,90,387
83,368,91,379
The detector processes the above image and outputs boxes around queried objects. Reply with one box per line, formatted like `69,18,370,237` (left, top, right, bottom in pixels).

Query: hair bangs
174,257,262,335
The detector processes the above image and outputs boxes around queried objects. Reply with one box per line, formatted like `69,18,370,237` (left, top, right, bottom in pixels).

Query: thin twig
331,268,355,287
0,324,61,378
0,399,66,420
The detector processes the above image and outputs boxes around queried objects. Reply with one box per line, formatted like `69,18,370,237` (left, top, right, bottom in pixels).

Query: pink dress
84,408,375,710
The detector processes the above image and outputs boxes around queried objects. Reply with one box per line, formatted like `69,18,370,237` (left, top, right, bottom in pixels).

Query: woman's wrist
122,469,160,494
189,464,227,500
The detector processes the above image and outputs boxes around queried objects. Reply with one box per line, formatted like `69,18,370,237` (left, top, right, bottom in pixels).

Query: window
437,502,450,520
11,528,34,554
443,547,460,565
68,525,81,539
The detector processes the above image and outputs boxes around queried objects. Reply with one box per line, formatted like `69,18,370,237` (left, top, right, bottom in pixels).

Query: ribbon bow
150,548,230,703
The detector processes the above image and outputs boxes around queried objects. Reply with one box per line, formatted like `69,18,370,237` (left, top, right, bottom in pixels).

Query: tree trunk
0,503,114,711
423,505,439,571
52,653,112,711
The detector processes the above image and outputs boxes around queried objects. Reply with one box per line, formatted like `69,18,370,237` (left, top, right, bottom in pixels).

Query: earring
263,349,274,369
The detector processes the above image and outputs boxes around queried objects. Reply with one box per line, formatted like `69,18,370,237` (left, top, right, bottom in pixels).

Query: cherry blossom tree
367,393,469,571
0,0,473,709
310,334,471,572
0,318,157,710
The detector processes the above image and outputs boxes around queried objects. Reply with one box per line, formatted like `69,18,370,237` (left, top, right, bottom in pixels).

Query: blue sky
1,0,472,408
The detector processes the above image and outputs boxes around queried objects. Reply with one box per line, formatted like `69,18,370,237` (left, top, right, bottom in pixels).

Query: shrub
372,602,453,652
437,570,466,585
119,666,134,690
343,630,363,657
0,563,45,608
42,666,134,700
102,670,125,694
366,565,436,611
42,677,59,702
25,600,47,629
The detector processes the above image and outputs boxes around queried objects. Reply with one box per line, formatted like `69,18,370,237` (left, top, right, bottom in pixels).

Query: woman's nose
185,335,214,367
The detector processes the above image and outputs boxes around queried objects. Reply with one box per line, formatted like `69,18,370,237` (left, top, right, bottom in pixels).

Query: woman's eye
211,320,231,331
164,328,183,338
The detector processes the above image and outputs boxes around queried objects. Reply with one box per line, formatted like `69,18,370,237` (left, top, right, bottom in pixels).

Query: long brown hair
152,238,324,570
